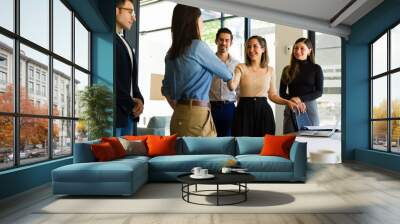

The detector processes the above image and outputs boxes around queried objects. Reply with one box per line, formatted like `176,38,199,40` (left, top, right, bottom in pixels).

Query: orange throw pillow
146,135,177,157
260,134,296,159
101,137,126,158
91,142,117,161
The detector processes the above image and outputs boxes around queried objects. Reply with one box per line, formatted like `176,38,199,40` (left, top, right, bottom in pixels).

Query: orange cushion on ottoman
260,134,296,159
146,135,177,157
91,142,117,161
101,137,126,158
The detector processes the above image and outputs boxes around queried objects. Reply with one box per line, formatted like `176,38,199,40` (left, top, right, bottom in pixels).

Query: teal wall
0,158,72,199
0,0,114,200
344,0,400,171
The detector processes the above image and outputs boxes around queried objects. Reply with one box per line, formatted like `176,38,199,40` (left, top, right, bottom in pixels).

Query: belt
177,99,210,107
210,100,235,106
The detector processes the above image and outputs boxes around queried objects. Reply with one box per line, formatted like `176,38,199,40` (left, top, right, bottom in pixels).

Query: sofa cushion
124,135,148,142
118,138,147,156
52,159,147,183
260,135,296,159
236,155,293,172
74,140,100,163
147,135,177,157
235,137,263,155
91,142,118,161
148,154,235,172
180,137,235,155
101,137,127,158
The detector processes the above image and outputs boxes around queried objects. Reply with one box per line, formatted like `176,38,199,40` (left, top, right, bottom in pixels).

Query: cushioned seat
52,158,148,195
52,136,307,195
148,154,235,181
235,155,293,172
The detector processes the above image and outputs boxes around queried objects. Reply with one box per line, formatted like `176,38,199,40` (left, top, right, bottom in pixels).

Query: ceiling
169,0,384,38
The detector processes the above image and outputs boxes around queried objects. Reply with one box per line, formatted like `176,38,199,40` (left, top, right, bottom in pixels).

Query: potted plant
79,84,113,140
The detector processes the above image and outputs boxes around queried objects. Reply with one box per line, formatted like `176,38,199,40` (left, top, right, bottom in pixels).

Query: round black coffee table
177,173,255,206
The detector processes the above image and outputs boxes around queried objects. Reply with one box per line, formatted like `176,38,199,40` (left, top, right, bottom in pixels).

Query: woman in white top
228,36,297,136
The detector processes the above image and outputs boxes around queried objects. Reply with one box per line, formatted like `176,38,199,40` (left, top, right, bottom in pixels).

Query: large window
370,23,400,153
315,33,342,126
0,0,91,170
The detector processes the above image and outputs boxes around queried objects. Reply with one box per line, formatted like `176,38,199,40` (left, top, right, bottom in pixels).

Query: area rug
37,183,361,214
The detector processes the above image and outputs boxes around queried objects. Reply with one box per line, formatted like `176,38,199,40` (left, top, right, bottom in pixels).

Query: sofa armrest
73,140,100,163
289,141,307,181
137,127,166,136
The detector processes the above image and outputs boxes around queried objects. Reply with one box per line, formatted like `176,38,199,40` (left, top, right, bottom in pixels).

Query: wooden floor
1,162,400,224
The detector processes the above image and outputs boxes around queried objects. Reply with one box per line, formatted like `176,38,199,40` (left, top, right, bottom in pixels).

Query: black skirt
232,97,275,137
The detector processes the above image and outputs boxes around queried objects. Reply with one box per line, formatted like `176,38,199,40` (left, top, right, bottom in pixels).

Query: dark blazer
115,34,144,128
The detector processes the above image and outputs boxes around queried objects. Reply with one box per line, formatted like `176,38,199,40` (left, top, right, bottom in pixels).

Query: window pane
372,76,387,119
20,117,49,165
392,120,400,153
0,0,13,31
0,116,13,170
0,35,14,112
315,32,342,125
74,69,89,118
140,1,176,31
53,59,72,117
372,33,387,76
53,119,72,158
53,0,72,60
203,20,221,51
224,17,245,62
392,72,400,118
74,18,89,70
20,0,49,49
20,44,49,115
372,121,388,151
391,24,400,70
202,9,221,21
75,120,88,143
250,20,276,67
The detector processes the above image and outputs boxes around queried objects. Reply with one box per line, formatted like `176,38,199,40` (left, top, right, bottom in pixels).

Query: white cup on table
199,169,208,176
191,167,202,176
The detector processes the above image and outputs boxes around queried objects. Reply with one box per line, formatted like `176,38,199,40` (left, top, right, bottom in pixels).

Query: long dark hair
281,38,315,84
245,36,269,69
166,4,201,59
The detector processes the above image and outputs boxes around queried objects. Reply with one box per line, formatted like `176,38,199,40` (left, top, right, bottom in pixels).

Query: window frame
370,20,400,154
0,0,92,171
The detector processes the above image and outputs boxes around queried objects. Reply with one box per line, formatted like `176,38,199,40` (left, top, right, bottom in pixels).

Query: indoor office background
0,0,350,171
138,0,342,134
0,0,398,176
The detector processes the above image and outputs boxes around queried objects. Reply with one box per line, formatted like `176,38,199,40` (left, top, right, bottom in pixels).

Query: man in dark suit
115,0,144,136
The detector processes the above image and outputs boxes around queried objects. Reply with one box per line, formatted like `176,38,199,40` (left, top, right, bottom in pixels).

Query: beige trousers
170,104,217,137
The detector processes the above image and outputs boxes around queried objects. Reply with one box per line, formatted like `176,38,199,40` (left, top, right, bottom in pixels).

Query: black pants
233,97,275,137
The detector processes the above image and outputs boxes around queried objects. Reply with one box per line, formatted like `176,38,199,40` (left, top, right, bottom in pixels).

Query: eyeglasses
118,7,136,17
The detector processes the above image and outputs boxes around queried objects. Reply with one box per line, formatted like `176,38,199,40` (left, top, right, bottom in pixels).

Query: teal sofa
52,137,307,196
